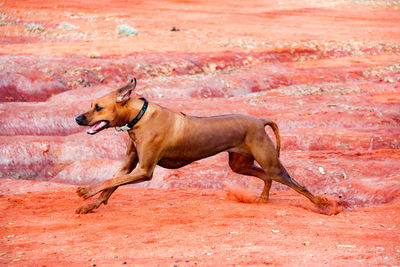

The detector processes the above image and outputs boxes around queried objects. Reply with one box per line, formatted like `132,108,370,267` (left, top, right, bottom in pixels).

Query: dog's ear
116,78,137,104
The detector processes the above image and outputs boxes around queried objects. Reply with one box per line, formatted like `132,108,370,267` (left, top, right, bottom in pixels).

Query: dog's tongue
87,121,107,134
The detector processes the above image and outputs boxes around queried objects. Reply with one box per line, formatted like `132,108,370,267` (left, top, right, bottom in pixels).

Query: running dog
75,78,334,214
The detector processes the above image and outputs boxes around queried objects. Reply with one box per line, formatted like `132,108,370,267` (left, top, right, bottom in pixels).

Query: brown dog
75,78,332,214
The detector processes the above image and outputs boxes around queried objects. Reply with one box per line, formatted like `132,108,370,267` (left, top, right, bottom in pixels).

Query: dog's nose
75,115,84,125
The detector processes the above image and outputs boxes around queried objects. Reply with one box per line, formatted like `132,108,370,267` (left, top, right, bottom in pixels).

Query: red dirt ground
1,0,400,266
1,183,399,266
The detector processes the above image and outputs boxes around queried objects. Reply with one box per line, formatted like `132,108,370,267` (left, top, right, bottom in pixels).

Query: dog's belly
157,146,250,169
157,158,196,169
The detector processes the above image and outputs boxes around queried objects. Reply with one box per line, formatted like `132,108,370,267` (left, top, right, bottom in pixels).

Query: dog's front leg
75,140,138,213
77,142,159,199
75,187,117,214
76,158,137,214
77,166,153,199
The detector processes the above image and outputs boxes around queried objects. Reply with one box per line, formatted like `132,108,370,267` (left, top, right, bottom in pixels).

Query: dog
75,78,333,214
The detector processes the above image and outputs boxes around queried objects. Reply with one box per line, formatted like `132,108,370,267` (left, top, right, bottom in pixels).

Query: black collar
117,97,148,132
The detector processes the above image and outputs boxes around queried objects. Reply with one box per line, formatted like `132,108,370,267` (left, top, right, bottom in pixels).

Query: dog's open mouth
86,120,109,135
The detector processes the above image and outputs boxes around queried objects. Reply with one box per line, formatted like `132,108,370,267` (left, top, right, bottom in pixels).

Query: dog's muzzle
75,114,86,126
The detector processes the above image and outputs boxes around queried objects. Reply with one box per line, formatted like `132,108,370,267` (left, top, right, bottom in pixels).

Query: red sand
1,183,399,266
1,0,400,266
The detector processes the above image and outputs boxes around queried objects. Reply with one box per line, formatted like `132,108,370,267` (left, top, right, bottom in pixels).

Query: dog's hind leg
247,132,327,207
248,139,329,207
273,163,332,208
228,152,273,202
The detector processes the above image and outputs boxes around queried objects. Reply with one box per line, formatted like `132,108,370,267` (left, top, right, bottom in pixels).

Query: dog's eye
94,105,103,112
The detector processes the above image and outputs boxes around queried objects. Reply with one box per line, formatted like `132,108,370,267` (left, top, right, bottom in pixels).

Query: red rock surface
1,0,400,266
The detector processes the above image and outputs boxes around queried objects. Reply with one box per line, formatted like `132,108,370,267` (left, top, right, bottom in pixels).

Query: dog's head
75,78,136,135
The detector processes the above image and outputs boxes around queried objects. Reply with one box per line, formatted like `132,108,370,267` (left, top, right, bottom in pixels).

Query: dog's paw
315,195,344,216
75,203,96,214
76,186,94,199
254,196,269,203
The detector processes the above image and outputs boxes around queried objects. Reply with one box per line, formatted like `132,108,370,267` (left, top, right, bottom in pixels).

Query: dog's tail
262,118,281,157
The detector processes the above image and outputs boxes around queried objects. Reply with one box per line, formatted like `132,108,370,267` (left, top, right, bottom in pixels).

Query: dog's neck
117,97,148,131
